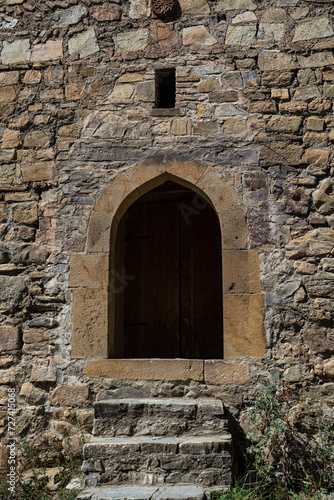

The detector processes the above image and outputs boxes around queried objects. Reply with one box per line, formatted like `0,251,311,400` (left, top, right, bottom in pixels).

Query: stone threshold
76,484,229,500
85,358,251,384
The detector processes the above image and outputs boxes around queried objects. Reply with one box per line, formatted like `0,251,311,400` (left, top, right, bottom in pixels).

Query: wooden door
122,199,223,359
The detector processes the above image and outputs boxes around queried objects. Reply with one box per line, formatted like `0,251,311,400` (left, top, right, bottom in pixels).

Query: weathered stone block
0,276,28,311
179,0,210,15
69,253,109,288
91,3,121,21
21,161,59,182
72,287,109,359
258,51,296,71
216,0,256,10
225,25,256,46
20,383,47,404
286,229,334,258
23,131,51,149
220,207,247,250
129,0,148,19
232,12,257,24
197,79,220,93
293,17,333,42
223,293,266,359
31,40,63,63
0,71,19,86
173,118,191,135
69,28,99,59
135,81,155,102
193,120,218,135
65,83,85,101
110,84,134,101
50,385,89,407
267,115,302,133
298,51,334,68
283,365,309,383
222,117,247,134
279,102,307,115
303,274,334,299
261,7,287,22
0,325,20,350
323,360,334,378
204,360,250,385
2,129,21,148
1,39,30,64
30,359,57,383
302,148,330,165
12,202,38,225
222,250,262,294
114,29,149,54
308,98,332,115
183,26,217,46
0,86,16,103
85,359,204,381
306,117,324,131
52,5,87,28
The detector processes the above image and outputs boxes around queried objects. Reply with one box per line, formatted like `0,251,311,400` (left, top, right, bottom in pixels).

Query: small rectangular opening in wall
155,68,176,108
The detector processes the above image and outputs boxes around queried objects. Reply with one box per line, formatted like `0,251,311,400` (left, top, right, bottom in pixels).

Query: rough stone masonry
0,0,334,478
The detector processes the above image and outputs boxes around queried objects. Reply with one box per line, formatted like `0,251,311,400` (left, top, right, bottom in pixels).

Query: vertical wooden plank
180,201,223,359
165,202,179,357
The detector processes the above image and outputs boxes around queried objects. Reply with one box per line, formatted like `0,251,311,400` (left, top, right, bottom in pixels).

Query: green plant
246,382,334,497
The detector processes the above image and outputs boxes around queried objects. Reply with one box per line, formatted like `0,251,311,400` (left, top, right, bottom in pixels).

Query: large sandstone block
0,326,20,350
31,40,63,63
50,385,90,407
85,359,204,381
216,0,256,10
0,72,19,86
0,276,28,311
1,39,30,64
223,293,266,358
258,51,296,71
69,28,99,59
204,360,250,385
222,250,262,294
72,287,109,358
52,5,87,27
183,26,217,46
292,17,333,42
30,359,57,383
225,25,256,46
179,0,210,15
91,3,122,21
12,202,38,225
114,29,149,54
69,253,109,288
286,228,334,259
267,115,302,133
21,162,59,182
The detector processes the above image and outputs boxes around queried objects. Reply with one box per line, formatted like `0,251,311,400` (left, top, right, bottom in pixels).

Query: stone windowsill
150,108,182,117
85,358,252,385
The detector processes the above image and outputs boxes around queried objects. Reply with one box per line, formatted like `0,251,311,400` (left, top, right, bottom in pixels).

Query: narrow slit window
155,68,176,108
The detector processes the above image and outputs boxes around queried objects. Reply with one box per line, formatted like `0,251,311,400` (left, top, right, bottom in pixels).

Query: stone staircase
76,398,233,500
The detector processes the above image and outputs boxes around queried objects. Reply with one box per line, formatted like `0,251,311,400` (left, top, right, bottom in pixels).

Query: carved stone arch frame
69,157,265,380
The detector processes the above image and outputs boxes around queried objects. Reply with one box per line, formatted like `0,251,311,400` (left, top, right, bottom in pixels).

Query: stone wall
0,0,334,463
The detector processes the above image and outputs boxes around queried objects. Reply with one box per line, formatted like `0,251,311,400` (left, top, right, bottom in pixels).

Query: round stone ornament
152,0,175,15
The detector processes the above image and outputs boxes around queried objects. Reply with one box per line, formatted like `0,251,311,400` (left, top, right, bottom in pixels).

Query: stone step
82,435,232,488
76,484,227,500
93,398,228,438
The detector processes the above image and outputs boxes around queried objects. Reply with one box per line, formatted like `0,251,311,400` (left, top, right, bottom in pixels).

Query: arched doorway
114,181,223,359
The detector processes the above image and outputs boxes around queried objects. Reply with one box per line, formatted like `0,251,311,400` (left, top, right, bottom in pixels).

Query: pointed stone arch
69,156,265,379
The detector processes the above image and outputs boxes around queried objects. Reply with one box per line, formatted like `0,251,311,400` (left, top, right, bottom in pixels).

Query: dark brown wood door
122,200,223,359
